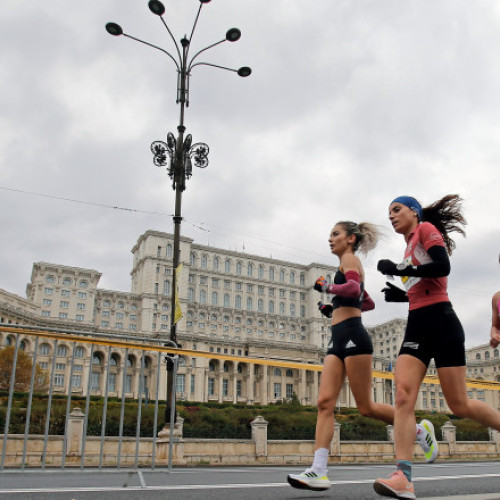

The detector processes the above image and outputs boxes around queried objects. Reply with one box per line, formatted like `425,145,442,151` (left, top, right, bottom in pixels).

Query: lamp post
106,0,251,423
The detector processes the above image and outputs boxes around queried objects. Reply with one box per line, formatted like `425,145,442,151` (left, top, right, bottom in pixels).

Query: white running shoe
417,419,438,463
287,468,331,490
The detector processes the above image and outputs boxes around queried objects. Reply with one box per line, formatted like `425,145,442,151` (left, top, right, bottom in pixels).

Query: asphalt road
1,462,500,499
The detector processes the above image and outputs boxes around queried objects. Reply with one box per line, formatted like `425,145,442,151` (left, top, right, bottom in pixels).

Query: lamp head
225,28,241,42
200,0,212,3
237,66,252,77
148,0,165,16
105,23,123,36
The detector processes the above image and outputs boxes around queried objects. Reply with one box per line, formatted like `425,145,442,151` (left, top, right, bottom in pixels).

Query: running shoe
417,419,438,463
374,470,416,499
287,469,331,491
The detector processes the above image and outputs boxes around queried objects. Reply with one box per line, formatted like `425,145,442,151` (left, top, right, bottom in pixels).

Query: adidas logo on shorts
346,340,357,349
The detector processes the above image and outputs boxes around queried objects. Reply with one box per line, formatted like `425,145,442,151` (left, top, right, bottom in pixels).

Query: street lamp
106,0,251,423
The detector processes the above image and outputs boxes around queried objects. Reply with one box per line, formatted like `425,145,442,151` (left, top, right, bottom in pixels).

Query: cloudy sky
1,0,499,348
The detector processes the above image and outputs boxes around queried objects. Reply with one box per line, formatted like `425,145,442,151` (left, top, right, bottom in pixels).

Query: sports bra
331,269,364,310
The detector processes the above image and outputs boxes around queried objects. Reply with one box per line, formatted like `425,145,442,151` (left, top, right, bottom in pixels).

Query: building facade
1,230,498,410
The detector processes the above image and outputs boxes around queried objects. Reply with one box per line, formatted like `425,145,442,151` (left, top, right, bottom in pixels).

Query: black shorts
327,317,374,361
399,301,466,368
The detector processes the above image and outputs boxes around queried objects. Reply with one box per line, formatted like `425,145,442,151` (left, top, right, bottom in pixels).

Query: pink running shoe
374,470,416,499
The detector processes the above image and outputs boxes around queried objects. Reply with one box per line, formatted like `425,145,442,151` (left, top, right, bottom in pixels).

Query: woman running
490,254,500,349
287,221,437,492
374,195,500,500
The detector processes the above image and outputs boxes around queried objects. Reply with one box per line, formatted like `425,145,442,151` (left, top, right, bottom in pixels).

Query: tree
0,346,48,392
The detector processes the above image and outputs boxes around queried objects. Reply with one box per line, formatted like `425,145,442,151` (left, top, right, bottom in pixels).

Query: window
290,304,296,317
62,277,72,286
78,292,87,299
125,374,132,393
54,374,65,387
213,257,219,270
274,383,281,399
222,379,229,396
76,314,84,321
286,384,294,399
72,374,82,389
211,292,218,306
103,300,111,307
247,263,253,277
44,288,53,295
274,368,282,376
45,275,55,284
236,262,242,275
79,281,88,289
225,260,231,273
166,243,173,258
56,345,67,357
280,269,285,283
279,302,285,315
258,265,264,279
61,290,70,297
75,347,85,358
190,252,196,266
300,274,305,286
235,295,242,309
258,299,264,312
40,344,51,355
108,373,116,392
43,299,52,306
176,374,186,393
269,300,275,314
163,280,171,295
208,378,215,396
290,271,295,285
201,255,208,269
77,303,85,310
269,268,275,281
188,288,194,302
59,312,68,319
286,369,293,377
200,289,207,304
60,301,69,308
190,374,195,393
223,294,230,307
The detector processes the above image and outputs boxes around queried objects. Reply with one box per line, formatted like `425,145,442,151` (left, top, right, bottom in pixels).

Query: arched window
269,268,275,281
213,257,219,271
258,299,264,312
201,254,208,269
236,262,242,275
246,297,253,311
259,265,265,279
290,304,296,317
279,269,285,283
279,302,285,315
92,352,102,365
485,351,491,359
40,343,51,355
300,273,305,286
225,260,231,273
200,289,207,304
223,293,230,307
290,271,295,285
209,362,216,372
235,295,242,309
163,280,171,295
211,291,218,306
56,345,68,357
190,252,196,266
126,355,135,368
286,369,293,377
166,243,173,258
187,287,194,302
247,263,253,277
274,368,282,376
268,300,275,314
476,353,481,360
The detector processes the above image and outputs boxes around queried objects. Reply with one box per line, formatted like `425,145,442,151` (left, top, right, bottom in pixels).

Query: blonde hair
336,221,382,256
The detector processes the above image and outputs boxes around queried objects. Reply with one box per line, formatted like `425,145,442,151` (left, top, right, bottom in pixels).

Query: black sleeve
400,245,450,278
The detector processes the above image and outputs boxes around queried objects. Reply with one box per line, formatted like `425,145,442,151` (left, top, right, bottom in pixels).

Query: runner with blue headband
374,194,500,500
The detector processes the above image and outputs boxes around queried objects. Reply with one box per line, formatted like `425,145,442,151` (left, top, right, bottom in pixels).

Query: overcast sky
1,0,499,348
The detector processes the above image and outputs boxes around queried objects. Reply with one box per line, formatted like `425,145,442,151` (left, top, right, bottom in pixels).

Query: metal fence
0,324,179,471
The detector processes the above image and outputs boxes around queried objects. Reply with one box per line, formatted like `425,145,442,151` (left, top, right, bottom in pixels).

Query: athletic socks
311,447,329,476
396,460,412,482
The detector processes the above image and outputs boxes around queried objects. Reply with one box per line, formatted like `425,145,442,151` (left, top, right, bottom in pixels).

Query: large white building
1,230,498,410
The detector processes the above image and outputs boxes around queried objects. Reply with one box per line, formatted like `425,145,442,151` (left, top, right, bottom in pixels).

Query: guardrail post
251,415,268,458
386,424,394,442
441,420,456,456
157,416,185,465
67,407,85,456
330,421,341,457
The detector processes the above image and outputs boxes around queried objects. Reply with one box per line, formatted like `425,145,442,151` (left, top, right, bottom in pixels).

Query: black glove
318,301,333,318
377,259,403,276
381,282,409,302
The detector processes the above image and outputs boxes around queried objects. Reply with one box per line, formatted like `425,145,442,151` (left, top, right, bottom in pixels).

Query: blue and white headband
391,196,423,221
